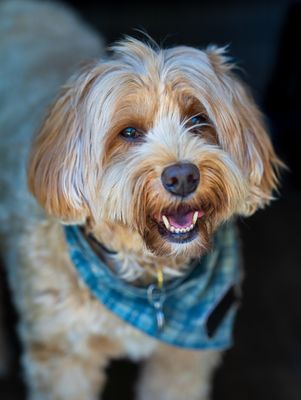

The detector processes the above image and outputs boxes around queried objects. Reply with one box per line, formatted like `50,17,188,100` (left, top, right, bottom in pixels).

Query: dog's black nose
161,162,200,197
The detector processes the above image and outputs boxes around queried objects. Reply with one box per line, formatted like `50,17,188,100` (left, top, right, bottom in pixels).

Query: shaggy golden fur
0,1,281,399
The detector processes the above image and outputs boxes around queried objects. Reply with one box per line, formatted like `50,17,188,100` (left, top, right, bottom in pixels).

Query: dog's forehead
88,41,229,143
104,41,223,122
106,54,212,121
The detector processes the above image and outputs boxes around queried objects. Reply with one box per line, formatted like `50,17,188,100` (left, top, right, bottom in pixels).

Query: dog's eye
186,114,210,135
120,127,143,142
187,114,217,143
189,114,208,126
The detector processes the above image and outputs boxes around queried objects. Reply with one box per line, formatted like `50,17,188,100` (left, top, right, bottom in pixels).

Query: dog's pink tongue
168,211,194,229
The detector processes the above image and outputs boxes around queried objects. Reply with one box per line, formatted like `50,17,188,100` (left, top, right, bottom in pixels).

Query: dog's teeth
193,211,198,225
162,215,170,230
164,217,197,234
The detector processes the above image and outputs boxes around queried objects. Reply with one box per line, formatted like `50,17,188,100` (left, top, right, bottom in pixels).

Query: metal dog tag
147,284,166,331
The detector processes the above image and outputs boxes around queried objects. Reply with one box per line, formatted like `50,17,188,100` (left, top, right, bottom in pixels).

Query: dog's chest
21,219,239,358
65,223,240,351
75,289,158,361
103,312,158,360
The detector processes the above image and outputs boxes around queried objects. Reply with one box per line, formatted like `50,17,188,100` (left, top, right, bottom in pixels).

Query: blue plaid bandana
64,222,241,350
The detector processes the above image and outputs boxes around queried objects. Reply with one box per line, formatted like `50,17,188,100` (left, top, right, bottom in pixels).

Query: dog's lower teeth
166,225,195,234
162,217,197,234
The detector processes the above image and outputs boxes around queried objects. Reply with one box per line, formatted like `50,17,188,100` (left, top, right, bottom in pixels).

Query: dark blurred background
0,0,300,399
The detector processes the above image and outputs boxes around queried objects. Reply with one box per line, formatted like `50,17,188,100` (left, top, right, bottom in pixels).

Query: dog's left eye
189,114,208,126
185,114,210,135
120,127,143,142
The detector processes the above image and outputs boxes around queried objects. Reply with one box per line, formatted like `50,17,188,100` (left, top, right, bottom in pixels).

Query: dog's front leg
21,333,111,400
136,344,221,400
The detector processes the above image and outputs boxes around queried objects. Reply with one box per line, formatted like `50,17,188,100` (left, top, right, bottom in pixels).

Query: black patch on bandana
206,285,237,338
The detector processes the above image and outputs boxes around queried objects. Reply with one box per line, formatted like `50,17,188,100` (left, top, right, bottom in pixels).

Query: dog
0,1,281,399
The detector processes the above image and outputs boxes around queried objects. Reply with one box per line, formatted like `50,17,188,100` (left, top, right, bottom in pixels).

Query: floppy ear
206,47,283,216
28,64,101,222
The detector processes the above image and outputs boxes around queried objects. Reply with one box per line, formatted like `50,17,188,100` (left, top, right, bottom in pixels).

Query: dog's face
28,38,280,257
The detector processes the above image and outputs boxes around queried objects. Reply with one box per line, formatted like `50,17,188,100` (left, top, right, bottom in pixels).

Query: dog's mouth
154,205,204,244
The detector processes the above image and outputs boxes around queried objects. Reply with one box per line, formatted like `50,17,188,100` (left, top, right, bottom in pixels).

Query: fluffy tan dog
0,1,281,400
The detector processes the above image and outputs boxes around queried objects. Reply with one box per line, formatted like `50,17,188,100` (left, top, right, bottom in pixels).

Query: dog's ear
226,77,283,216
206,47,283,216
28,63,102,222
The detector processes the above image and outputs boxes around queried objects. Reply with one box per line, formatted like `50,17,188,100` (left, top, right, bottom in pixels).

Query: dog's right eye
120,127,143,142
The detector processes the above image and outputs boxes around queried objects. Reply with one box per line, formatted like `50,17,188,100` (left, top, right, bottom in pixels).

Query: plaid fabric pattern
64,222,241,350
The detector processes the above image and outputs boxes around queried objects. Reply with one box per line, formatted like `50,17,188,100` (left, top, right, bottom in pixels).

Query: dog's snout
161,163,200,197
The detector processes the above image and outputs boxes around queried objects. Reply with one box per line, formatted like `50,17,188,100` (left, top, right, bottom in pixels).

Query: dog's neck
83,221,193,285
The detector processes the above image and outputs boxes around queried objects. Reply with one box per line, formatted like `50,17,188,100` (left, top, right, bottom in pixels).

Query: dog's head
28,38,281,257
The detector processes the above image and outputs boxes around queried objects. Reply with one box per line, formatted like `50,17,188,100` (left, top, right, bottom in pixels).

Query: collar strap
85,231,118,256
